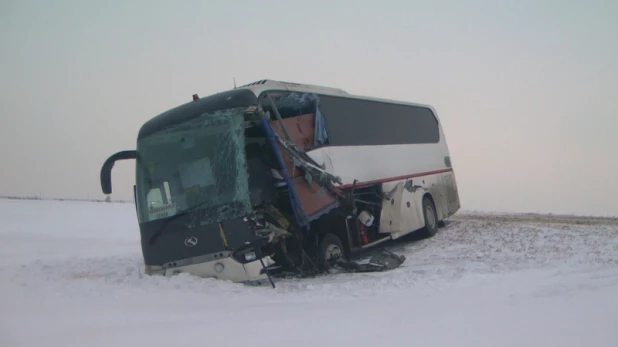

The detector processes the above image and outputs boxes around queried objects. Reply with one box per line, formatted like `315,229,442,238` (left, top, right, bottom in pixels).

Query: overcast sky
1,0,617,216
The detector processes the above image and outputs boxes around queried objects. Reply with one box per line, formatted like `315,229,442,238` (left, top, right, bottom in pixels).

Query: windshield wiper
147,200,213,245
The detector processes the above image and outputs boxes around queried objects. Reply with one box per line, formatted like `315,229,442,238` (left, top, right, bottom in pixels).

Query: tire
316,233,345,271
419,196,439,238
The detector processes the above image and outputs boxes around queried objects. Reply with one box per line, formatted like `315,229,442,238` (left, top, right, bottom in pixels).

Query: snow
1,199,617,347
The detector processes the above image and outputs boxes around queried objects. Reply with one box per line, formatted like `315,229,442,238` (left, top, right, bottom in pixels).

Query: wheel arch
421,190,448,222
418,191,436,218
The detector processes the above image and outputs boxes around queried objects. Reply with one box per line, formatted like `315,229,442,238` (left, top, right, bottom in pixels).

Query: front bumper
145,254,276,284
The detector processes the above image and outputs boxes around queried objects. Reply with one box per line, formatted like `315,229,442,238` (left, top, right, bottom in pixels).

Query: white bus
100,79,460,285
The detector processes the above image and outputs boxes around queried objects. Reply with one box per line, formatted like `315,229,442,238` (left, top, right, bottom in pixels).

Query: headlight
244,252,257,262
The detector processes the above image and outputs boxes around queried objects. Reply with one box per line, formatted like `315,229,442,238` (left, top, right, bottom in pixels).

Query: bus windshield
135,107,251,224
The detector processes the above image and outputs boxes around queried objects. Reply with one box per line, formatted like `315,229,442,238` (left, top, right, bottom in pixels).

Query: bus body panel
305,144,452,189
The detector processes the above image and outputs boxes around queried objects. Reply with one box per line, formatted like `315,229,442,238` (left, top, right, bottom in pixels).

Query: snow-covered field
1,199,617,347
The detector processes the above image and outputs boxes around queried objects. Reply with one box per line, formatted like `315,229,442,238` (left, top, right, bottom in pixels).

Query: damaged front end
234,92,408,284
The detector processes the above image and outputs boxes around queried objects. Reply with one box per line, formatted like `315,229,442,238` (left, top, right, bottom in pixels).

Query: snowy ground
1,199,617,347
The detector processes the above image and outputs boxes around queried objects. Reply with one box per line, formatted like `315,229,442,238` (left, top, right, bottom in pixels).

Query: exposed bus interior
239,92,339,276
238,91,405,278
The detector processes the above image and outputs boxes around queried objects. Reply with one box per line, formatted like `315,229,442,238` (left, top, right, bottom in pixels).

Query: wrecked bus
100,79,460,285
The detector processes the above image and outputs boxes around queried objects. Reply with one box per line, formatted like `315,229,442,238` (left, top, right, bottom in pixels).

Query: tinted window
318,95,439,146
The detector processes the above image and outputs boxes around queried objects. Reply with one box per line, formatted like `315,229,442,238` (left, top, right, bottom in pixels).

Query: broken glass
271,92,329,147
274,92,319,110
135,108,251,224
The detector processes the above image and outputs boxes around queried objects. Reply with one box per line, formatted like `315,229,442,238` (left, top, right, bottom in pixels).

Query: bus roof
236,79,439,117
139,79,442,139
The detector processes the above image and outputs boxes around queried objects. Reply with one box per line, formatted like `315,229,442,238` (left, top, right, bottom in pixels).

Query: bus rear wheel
419,196,439,238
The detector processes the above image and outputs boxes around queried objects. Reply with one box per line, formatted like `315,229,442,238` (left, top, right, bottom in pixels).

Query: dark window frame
316,94,440,147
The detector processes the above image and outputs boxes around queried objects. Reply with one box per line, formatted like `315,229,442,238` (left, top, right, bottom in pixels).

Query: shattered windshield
135,107,251,224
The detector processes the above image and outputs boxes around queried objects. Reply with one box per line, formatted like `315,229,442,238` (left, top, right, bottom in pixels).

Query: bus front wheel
317,233,345,271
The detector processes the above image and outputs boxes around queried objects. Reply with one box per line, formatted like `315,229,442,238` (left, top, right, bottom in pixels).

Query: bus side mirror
100,150,137,195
